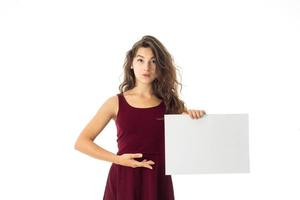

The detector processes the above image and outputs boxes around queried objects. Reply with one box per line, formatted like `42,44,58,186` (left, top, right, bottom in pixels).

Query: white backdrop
1,0,299,199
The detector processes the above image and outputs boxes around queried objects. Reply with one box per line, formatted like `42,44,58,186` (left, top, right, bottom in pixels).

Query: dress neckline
120,93,163,109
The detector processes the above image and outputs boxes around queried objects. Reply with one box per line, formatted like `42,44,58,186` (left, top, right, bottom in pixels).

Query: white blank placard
164,114,249,175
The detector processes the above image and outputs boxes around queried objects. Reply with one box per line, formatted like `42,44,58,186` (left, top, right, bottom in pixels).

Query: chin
138,79,154,84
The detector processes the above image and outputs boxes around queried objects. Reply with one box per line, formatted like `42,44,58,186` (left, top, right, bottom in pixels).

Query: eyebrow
136,55,155,59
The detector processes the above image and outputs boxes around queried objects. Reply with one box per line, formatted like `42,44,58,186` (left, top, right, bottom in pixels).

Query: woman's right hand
116,153,155,170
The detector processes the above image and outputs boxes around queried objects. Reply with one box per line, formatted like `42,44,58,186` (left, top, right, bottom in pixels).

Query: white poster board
164,114,249,175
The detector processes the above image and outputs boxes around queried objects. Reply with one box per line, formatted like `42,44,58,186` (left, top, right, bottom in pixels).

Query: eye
137,59,143,62
152,60,156,64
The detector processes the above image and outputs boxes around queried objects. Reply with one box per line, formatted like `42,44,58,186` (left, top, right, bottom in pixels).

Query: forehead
134,47,155,59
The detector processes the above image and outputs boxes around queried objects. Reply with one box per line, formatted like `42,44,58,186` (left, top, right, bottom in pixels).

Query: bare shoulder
110,95,119,121
102,94,119,121
76,95,119,141
85,94,119,128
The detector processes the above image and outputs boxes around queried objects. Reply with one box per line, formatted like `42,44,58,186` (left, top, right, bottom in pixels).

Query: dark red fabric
103,93,175,200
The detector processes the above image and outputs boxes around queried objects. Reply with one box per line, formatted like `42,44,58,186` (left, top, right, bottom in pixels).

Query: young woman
74,35,206,200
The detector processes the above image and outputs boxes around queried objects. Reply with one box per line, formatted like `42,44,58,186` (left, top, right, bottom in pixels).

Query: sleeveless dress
103,93,175,200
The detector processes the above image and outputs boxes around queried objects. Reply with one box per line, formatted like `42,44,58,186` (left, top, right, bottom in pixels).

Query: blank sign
164,114,249,175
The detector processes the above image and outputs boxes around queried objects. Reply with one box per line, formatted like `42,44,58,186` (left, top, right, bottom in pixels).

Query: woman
74,35,206,199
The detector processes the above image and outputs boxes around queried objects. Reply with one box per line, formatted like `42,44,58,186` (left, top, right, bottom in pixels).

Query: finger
130,153,143,159
135,160,154,169
132,160,142,168
201,110,206,117
187,110,194,119
132,161,147,169
200,110,205,117
195,111,201,118
139,160,155,165
143,164,153,169
200,111,205,117
146,160,155,165
191,110,197,119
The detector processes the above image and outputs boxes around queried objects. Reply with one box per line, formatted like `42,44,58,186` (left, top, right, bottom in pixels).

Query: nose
144,61,153,70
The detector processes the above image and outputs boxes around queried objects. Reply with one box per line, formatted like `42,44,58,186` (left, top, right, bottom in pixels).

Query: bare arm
74,95,120,164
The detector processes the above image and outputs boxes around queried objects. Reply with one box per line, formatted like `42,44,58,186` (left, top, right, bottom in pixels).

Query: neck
131,83,154,98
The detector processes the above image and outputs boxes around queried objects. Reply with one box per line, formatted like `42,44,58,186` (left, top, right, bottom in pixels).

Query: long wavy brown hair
118,35,187,114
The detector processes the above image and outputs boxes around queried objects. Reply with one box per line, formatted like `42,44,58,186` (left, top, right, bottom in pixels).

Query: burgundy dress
103,93,175,200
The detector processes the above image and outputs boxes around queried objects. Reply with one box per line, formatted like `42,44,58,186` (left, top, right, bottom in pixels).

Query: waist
117,150,163,156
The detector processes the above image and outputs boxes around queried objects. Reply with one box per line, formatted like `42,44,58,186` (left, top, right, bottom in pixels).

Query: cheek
133,68,143,77
134,67,143,73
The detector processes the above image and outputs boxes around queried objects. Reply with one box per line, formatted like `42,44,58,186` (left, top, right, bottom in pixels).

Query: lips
142,74,150,77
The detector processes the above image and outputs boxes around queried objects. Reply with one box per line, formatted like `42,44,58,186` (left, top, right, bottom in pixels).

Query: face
132,47,157,84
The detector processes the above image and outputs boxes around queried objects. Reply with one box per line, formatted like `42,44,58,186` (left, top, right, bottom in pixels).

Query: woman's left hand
184,109,206,119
